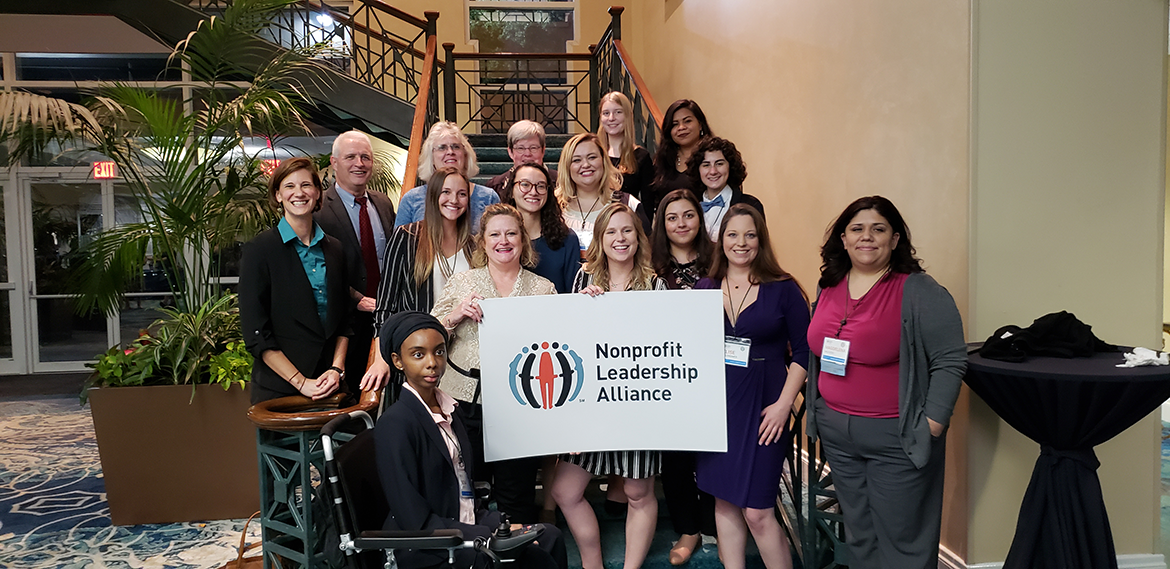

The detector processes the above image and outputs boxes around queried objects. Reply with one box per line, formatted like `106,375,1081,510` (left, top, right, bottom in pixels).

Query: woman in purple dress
694,204,809,569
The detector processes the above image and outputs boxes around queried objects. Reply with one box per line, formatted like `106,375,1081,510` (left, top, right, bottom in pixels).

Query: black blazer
375,393,499,568
239,227,354,403
315,185,397,298
729,190,766,221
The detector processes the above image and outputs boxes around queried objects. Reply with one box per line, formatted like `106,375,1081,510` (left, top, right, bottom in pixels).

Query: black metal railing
785,393,849,569
591,7,663,154
443,46,594,135
191,0,439,110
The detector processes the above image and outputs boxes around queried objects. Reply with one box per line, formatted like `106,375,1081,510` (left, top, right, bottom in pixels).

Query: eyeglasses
515,180,548,194
435,143,464,154
512,145,543,154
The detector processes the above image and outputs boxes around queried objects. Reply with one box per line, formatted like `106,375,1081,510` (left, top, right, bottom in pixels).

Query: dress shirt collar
277,217,325,247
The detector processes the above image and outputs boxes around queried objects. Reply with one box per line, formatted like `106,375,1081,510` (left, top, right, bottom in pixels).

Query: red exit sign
92,161,118,179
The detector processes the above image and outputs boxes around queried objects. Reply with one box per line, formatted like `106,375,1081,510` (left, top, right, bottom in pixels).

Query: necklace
575,194,602,224
723,278,755,327
437,249,458,280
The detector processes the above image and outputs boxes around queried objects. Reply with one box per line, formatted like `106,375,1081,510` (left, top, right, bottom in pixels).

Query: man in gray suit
314,130,396,395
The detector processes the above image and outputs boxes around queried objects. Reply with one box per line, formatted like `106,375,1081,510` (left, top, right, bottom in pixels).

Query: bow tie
701,195,725,212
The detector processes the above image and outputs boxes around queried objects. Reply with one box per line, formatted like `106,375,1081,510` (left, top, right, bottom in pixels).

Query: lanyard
835,268,890,338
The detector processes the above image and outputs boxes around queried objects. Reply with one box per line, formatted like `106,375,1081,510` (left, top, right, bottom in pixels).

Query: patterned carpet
0,397,258,569
2,395,1167,568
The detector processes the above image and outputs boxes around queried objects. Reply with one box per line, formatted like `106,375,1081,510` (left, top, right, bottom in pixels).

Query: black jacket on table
239,227,355,404
375,393,500,569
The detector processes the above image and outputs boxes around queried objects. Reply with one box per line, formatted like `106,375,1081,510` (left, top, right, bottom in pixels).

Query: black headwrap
379,311,449,362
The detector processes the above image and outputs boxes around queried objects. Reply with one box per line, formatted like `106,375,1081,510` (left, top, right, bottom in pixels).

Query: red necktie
354,195,381,296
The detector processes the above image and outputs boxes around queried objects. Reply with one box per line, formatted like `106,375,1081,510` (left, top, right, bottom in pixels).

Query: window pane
31,183,102,296
470,9,574,53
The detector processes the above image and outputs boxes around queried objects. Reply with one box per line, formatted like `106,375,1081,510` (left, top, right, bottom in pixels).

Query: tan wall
626,0,973,557
970,0,1167,563
0,15,171,54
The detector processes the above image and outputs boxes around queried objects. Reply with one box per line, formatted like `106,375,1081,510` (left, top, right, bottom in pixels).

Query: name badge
821,337,850,376
725,336,751,367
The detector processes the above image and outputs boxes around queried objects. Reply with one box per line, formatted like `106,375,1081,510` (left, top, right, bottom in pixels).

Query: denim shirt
393,183,499,232
277,218,328,325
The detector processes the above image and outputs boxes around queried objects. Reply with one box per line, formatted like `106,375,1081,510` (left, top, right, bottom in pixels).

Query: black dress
611,146,654,203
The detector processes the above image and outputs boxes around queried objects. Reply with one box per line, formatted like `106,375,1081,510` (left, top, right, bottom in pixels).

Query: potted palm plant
0,0,329,525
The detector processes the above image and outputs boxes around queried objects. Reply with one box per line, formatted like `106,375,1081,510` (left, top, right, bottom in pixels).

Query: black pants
345,312,376,394
660,451,717,536
493,456,541,523
455,401,489,485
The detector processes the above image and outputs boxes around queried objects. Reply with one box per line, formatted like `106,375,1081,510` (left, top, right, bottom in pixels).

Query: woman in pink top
805,196,966,569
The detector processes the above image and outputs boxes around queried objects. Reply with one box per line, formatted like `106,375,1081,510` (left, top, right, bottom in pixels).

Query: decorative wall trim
938,549,1165,569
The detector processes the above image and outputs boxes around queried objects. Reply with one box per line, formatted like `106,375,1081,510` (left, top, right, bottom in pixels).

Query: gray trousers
814,398,946,569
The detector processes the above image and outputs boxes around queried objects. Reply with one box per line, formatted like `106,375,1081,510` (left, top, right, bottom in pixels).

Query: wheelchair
320,411,542,569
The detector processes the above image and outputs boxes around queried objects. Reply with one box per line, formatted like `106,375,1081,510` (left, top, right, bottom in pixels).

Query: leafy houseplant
83,294,252,403
0,0,328,399
0,0,331,524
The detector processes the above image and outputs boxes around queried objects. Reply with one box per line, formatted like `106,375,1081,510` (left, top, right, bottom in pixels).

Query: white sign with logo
478,289,727,462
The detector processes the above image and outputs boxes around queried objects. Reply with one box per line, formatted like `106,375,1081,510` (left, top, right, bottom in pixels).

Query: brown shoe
669,533,701,565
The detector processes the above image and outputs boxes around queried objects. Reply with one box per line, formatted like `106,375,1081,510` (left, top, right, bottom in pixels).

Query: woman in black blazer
685,137,766,241
374,311,567,569
240,157,354,404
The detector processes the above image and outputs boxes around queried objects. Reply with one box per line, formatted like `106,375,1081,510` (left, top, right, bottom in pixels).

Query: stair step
475,147,563,163
467,133,575,150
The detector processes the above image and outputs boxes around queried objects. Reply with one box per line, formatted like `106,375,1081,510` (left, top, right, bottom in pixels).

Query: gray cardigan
806,272,967,469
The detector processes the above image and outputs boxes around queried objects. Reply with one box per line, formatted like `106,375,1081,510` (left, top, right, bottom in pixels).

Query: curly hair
417,121,480,182
500,162,571,251
819,195,923,290
584,202,656,291
651,189,714,281
472,203,538,269
685,137,748,192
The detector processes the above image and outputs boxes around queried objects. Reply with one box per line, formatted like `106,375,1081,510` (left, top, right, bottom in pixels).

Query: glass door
28,181,110,371
0,178,24,374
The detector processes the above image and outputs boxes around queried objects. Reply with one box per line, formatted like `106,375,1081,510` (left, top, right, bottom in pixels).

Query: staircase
466,134,572,189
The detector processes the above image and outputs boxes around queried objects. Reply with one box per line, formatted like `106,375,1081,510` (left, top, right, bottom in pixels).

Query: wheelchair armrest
353,529,465,551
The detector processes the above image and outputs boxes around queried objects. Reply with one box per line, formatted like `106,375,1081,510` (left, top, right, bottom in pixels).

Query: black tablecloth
965,349,1170,569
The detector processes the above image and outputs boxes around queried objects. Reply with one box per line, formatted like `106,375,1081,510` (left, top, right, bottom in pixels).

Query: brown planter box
88,383,259,525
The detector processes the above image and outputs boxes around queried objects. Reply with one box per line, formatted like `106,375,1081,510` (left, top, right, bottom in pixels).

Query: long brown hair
414,168,475,287
651,189,713,280
709,204,805,299
584,202,656,291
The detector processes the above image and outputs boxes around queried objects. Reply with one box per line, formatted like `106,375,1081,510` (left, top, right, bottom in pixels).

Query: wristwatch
328,365,345,380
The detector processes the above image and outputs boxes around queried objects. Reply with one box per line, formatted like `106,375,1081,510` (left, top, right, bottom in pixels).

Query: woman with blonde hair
396,121,499,231
551,202,665,569
430,203,557,515
364,167,477,390
597,91,654,202
556,132,650,253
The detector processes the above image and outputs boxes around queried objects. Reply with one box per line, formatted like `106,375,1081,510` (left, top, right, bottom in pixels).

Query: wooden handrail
612,38,663,129
402,32,437,190
247,389,380,431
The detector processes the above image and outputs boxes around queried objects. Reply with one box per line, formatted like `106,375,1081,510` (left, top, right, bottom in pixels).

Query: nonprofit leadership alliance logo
508,342,584,409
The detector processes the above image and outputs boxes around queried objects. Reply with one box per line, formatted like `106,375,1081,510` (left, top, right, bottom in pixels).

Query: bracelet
288,371,304,388
328,365,345,379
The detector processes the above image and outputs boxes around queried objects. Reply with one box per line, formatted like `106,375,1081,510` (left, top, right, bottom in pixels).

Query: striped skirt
561,450,661,479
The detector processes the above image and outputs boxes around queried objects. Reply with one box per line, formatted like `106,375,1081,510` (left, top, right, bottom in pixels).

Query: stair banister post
425,12,440,127
589,44,600,132
608,6,624,41
443,43,457,123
